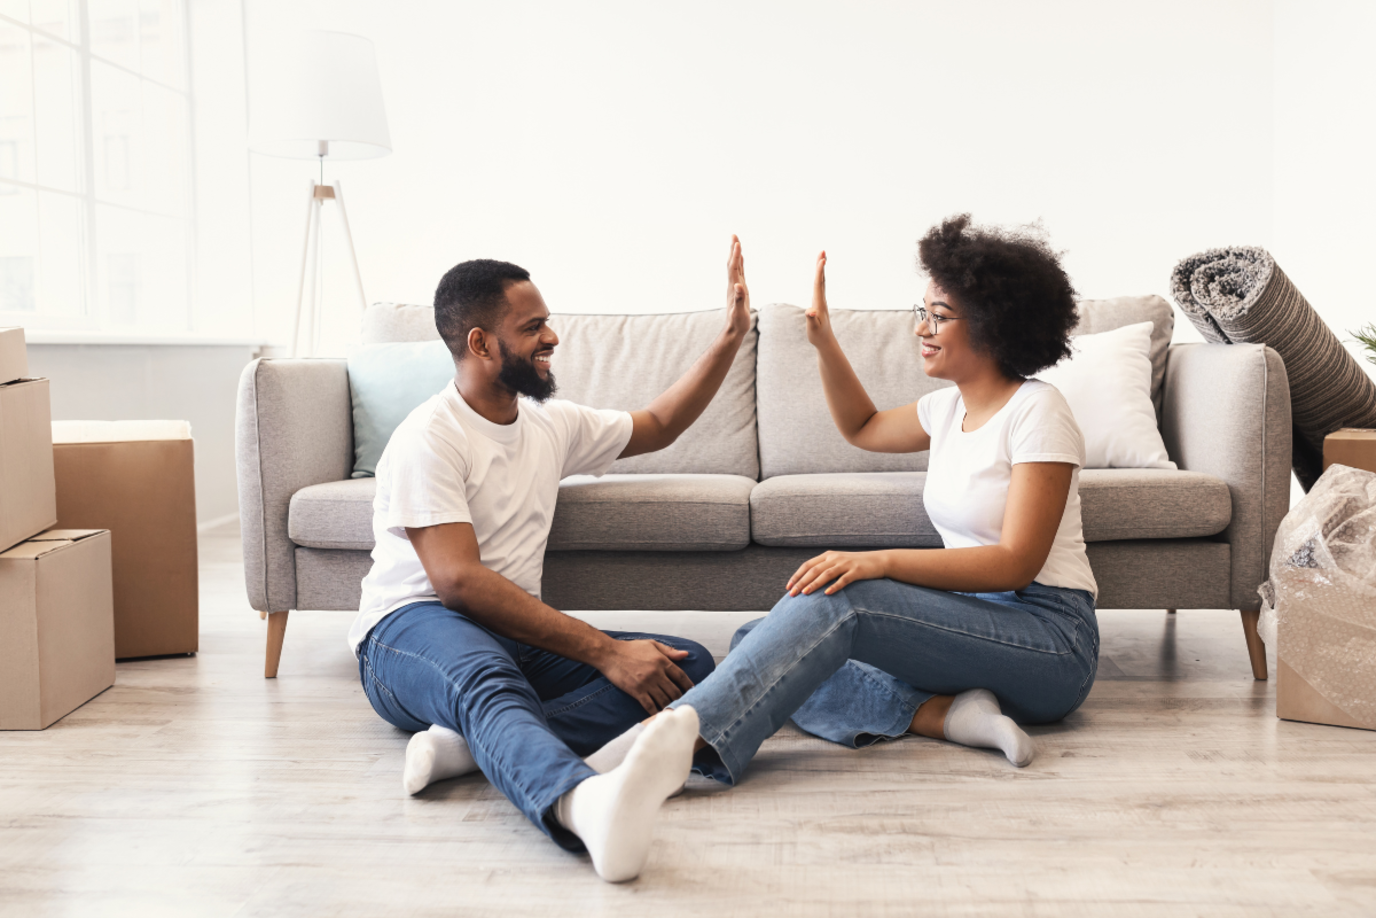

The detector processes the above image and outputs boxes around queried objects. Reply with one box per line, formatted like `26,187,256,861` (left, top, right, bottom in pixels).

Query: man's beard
496,338,557,402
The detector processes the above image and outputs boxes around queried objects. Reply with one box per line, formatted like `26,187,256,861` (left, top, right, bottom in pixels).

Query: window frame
0,0,196,334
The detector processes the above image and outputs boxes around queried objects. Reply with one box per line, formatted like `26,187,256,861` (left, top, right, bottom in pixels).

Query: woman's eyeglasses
913,305,961,334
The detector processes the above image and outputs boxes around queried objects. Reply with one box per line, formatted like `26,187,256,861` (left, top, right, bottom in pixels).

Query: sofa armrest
1160,343,1291,611
236,358,354,612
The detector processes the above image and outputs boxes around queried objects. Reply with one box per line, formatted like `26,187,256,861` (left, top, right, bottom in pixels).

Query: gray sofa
236,297,1291,681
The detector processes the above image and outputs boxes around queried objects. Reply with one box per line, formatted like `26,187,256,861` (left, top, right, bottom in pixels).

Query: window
0,0,191,333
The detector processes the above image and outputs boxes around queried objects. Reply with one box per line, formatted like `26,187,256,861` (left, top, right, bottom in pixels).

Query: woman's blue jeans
357,600,715,850
672,579,1098,785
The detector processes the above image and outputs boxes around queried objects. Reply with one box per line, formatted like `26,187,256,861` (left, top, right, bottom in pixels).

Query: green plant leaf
1353,323,1376,368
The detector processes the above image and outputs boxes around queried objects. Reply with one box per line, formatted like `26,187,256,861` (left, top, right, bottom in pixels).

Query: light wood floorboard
1,526,1374,917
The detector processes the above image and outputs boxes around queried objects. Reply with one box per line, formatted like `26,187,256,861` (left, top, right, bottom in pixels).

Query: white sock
554,706,699,883
403,725,479,795
403,721,670,797
942,689,1035,767
583,723,645,773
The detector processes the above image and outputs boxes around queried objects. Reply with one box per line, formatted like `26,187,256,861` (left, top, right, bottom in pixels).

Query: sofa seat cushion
289,479,378,550
548,474,755,551
288,474,757,553
750,469,1232,547
751,473,940,548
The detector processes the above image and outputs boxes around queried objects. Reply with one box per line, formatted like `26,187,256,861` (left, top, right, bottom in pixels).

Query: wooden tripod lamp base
291,179,367,357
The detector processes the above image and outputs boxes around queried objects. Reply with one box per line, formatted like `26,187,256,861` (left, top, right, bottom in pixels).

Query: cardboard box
0,327,28,384
1323,428,1376,475
0,529,115,730
0,377,57,553
1277,659,1370,731
51,421,198,659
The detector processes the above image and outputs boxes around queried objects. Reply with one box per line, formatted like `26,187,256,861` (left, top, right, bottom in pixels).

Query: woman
668,214,1099,783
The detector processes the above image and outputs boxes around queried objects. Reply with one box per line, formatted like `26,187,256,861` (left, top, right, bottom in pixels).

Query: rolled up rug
1171,246,1376,490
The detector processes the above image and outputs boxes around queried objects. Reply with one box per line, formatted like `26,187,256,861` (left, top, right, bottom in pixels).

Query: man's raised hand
805,251,834,348
725,234,751,339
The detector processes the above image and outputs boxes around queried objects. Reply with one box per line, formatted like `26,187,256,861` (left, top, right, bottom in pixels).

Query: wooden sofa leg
1239,609,1267,681
265,611,290,679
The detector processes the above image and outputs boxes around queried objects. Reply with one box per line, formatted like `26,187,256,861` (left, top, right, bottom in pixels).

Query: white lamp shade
250,31,392,160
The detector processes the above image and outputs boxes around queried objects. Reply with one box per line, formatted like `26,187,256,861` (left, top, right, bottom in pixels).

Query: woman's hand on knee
787,550,887,597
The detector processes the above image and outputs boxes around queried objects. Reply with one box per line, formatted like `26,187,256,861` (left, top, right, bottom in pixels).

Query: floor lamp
249,31,392,357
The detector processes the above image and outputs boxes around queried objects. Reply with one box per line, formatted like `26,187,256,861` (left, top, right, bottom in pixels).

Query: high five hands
725,235,751,339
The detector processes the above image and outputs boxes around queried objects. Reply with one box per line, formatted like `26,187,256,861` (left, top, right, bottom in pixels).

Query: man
350,237,752,883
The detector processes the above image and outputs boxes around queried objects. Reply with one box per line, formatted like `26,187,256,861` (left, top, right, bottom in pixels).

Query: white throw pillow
1035,321,1177,470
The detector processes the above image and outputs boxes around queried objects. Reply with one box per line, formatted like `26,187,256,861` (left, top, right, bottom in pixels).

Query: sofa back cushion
358,302,760,477
755,295,1176,479
756,303,949,478
361,302,440,344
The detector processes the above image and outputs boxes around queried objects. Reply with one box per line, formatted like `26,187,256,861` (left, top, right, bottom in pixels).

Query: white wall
1273,0,1376,383
238,0,1286,351
27,343,256,526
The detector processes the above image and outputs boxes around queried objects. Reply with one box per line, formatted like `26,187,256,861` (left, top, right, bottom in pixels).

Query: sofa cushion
548,474,755,551
551,310,759,478
361,302,442,344
1036,322,1176,470
358,303,759,478
347,340,453,478
750,469,1231,547
751,473,940,548
756,304,951,479
289,473,755,553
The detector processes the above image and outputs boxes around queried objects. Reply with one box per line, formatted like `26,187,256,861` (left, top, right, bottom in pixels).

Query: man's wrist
583,630,620,670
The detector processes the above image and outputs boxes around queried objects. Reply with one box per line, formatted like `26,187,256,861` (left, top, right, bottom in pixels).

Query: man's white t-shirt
917,379,1098,599
348,383,634,653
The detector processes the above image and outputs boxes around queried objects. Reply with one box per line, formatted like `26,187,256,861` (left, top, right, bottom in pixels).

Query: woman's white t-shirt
347,384,634,653
917,379,1098,599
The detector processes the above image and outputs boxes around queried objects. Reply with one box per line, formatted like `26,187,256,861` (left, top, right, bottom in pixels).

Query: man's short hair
433,259,531,358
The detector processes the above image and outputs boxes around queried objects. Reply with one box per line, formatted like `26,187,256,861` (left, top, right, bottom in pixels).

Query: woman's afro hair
917,214,1078,379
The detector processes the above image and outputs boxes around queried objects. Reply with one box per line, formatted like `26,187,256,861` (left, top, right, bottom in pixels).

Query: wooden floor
2,526,1375,917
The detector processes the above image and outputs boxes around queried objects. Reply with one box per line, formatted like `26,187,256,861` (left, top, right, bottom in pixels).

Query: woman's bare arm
806,252,930,454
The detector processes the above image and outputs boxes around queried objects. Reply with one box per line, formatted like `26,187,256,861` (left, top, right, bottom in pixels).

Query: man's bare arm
406,523,694,713
620,235,752,458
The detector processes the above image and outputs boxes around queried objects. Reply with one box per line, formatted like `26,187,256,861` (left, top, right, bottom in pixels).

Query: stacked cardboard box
0,328,115,730
0,327,57,550
0,531,115,729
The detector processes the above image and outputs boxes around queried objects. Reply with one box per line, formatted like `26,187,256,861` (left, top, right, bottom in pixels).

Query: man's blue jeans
672,579,1098,785
357,600,715,850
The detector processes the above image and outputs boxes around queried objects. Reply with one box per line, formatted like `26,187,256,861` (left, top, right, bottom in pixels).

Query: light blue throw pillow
347,340,455,478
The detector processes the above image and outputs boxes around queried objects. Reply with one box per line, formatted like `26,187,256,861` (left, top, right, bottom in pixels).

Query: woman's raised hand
805,251,834,348
724,235,751,339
